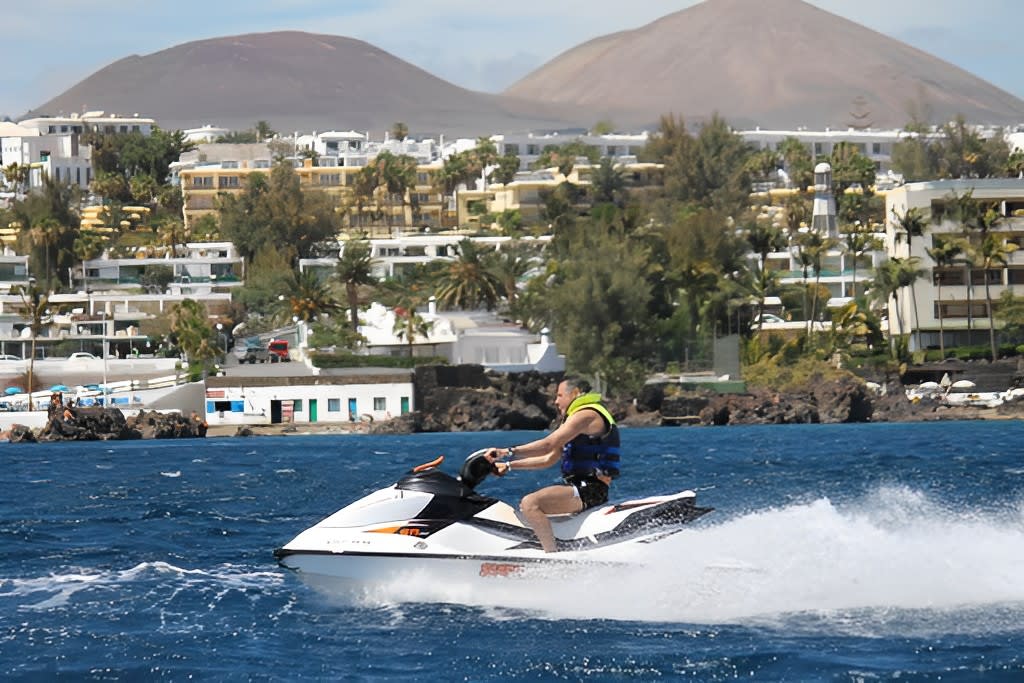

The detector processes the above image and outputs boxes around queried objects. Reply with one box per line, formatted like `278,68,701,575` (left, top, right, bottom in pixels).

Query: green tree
891,206,929,349
870,257,925,358
435,239,501,310
744,219,787,331
926,237,964,358
841,224,882,300
169,298,217,376
390,122,409,142
286,269,342,323
830,142,877,196
964,233,1017,360
217,162,340,264
589,157,626,207
778,137,814,191
15,280,48,410
491,153,521,185
334,241,376,331
140,264,174,294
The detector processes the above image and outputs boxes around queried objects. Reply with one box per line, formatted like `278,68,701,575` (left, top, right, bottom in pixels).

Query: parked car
233,338,269,364
68,352,98,360
0,354,22,361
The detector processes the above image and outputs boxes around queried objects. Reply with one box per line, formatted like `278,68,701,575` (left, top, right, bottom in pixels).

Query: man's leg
520,485,583,552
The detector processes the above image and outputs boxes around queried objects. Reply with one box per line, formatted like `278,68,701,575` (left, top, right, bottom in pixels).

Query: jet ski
275,450,712,584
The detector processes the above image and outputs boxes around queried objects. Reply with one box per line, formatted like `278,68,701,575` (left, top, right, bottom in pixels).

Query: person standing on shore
484,377,620,552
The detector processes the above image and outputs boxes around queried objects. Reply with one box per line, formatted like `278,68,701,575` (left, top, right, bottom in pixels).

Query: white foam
329,486,1024,628
2,562,284,612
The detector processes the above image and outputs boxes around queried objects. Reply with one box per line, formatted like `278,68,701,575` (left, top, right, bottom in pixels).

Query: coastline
202,403,1024,438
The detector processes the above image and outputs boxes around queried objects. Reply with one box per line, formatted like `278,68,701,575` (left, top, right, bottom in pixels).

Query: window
319,174,341,186
192,176,213,188
527,144,539,155
1008,268,1024,285
373,397,386,411
504,143,520,155
218,176,239,188
872,143,882,155
293,399,303,412
606,145,618,155
934,269,964,286
814,142,823,156
417,173,429,184
328,398,341,412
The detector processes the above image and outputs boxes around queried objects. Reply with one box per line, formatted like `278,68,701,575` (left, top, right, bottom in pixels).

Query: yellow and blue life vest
560,393,620,479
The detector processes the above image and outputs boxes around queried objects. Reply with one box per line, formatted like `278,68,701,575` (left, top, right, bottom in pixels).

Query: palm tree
393,306,433,358
795,231,833,343
870,257,925,359
169,298,218,377
965,234,1018,360
891,206,929,349
286,269,342,323
744,221,786,332
486,243,533,317
333,241,376,331
925,238,964,358
841,225,882,300
351,165,380,230
28,217,61,289
16,281,48,411
435,239,501,310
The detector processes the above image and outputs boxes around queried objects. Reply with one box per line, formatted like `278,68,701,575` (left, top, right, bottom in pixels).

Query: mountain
504,0,1024,129
25,31,576,136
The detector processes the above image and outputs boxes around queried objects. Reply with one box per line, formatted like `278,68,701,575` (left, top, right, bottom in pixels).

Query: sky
2,0,1021,120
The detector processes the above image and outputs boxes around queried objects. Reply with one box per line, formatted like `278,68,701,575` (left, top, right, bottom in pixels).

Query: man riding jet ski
274,450,711,583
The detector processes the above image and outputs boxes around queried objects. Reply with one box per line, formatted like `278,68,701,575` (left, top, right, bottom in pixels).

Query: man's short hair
562,376,592,394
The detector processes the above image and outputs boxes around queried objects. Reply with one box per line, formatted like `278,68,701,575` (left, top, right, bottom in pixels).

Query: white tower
811,162,837,238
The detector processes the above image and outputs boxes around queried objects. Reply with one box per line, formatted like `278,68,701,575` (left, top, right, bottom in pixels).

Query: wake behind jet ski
274,451,712,585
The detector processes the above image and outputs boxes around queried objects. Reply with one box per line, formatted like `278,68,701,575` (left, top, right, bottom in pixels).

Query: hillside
504,0,1024,129
25,31,576,136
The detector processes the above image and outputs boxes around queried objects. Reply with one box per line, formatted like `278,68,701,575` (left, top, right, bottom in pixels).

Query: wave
1,562,285,613
350,485,1024,630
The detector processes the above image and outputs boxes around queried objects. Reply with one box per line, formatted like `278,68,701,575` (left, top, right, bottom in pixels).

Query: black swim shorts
567,476,609,510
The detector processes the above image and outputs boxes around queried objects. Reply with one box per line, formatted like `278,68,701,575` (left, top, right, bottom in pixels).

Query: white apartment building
491,131,650,170
0,127,93,191
18,112,154,136
886,178,1024,351
739,127,918,179
81,241,245,295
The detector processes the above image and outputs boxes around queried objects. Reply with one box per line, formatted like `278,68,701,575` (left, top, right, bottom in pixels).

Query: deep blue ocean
3,422,1024,681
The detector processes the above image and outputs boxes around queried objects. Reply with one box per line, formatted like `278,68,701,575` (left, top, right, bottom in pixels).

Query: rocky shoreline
6,365,1022,442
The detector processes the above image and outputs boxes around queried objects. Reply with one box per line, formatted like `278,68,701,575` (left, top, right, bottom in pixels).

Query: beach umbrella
4,386,23,395
951,379,976,389
49,384,70,392
919,381,941,390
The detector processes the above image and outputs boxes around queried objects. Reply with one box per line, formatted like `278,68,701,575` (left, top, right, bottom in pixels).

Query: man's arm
486,410,604,472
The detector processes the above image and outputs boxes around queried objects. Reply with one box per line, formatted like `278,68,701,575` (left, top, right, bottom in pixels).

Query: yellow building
179,158,449,237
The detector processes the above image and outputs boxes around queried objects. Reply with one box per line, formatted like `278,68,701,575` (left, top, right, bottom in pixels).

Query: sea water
2,423,1024,680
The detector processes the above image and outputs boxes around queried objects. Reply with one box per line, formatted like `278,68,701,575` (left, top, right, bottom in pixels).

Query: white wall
204,381,414,426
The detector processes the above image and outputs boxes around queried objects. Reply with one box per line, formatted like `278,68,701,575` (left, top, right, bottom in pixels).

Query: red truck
267,339,290,362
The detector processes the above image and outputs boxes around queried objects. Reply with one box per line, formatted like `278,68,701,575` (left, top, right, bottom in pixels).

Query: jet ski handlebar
458,448,499,489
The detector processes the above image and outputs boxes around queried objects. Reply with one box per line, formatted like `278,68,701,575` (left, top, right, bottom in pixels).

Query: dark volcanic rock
127,410,206,439
16,408,207,443
38,407,141,441
7,424,37,443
